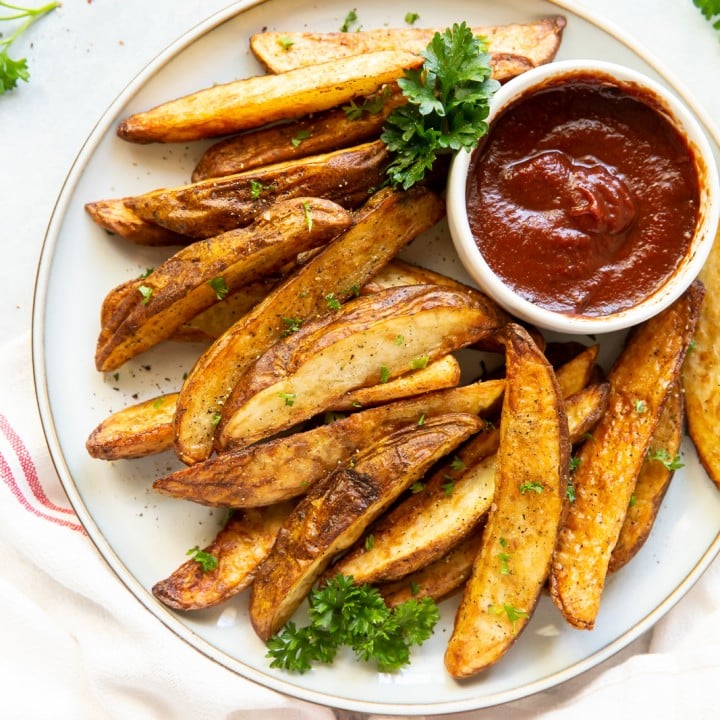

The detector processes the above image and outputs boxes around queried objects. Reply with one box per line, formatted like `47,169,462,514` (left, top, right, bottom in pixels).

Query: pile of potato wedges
83,14,720,679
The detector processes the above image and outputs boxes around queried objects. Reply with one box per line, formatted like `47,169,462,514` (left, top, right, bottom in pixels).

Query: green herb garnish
381,22,498,189
186,545,218,572
266,575,439,673
208,276,229,300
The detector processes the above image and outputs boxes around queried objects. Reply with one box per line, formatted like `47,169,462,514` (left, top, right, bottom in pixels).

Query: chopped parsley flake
208,276,229,300
186,546,218,572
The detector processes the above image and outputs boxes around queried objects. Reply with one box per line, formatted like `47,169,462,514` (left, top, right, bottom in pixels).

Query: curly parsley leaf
381,22,499,189
693,0,720,31
0,1,57,95
266,575,439,673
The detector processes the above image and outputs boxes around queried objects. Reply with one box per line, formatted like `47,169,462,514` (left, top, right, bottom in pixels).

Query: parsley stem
0,1,57,48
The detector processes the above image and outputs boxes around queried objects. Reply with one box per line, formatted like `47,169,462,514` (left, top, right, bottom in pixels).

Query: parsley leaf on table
0,1,57,95
381,21,499,189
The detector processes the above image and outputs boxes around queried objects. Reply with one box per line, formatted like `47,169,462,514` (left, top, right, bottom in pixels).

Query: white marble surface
2,1,719,718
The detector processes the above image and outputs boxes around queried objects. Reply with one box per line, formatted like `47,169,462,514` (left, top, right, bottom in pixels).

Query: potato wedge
550,282,704,630
191,85,406,181
445,323,570,678
609,379,684,573
217,284,508,448
155,380,504,507
377,527,485,608
249,413,484,640
328,354,461,411
250,17,567,80
554,344,600,398
95,197,352,372
174,186,446,465
124,141,388,240
328,382,608,587
682,229,720,490
86,392,178,460
117,50,422,144
152,501,294,610
84,197,189,246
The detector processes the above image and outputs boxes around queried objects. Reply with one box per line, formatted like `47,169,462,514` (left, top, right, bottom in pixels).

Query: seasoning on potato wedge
444,323,569,678
117,50,423,144
217,284,508,448
550,282,704,630
682,229,720,490
152,501,295,611
249,16,566,79
173,186,447,465
249,413,485,640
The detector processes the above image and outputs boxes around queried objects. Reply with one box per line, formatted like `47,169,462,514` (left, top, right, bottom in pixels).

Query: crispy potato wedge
95,197,352,372
117,50,422,144
86,392,178,460
377,527,485,608
554,344,599,398
362,258,478,294
191,85,405,181
550,282,704,630
84,197,189,246
250,17,567,80
124,141,388,240
217,284,508,448
174,186,446,465
445,324,570,678
328,381,608,587
249,413,484,640
155,380,504,507
682,229,720,490
609,380,684,573
328,354,461,411
152,501,294,610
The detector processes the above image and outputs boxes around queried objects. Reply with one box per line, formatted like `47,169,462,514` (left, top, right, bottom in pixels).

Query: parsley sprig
266,574,439,673
693,0,720,31
381,21,499,189
0,1,57,95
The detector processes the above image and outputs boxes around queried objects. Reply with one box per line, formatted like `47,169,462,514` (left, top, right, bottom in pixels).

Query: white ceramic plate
33,0,720,714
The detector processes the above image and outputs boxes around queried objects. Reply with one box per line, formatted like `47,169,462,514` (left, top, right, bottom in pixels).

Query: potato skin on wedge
550,282,704,630
683,229,720,490
249,413,484,640
125,141,388,240
217,283,508,448
250,17,566,80
445,324,570,678
152,502,294,611
155,380,504,508
117,50,422,144
173,187,447,465
95,197,352,372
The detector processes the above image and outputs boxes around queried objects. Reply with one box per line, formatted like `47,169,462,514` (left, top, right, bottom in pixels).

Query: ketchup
467,76,700,316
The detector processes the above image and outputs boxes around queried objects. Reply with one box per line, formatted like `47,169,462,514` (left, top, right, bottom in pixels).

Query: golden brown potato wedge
445,323,570,678
191,85,405,181
609,380,684,573
554,344,600,398
550,282,704,630
249,413,484,640
682,229,720,490
86,392,178,460
250,17,567,80
124,141,388,240
362,258,480,294
173,186,447,465
155,380,504,507
152,502,294,610
327,354,461,411
84,198,189,246
377,527,484,608
117,50,422,144
327,382,608,588
95,197,352,372
217,284,508,448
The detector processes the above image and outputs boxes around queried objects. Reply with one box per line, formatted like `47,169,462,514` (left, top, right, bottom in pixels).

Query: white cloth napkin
2,1,720,718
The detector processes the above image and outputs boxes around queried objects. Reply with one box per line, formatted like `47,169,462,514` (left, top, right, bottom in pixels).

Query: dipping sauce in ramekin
448,60,719,334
